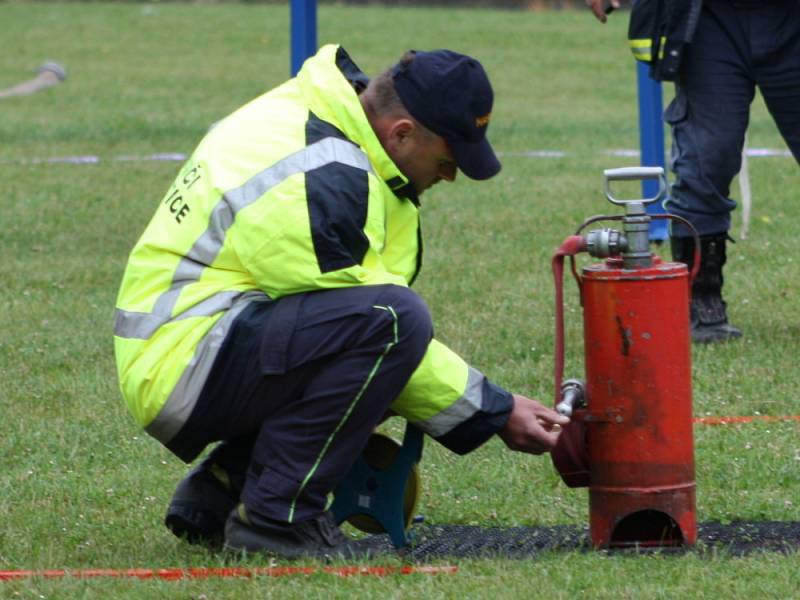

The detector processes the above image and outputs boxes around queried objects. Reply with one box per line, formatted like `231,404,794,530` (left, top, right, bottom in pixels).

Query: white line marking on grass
2,148,792,166
744,148,793,157
114,153,189,162
501,150,568,158
0,153,188,165
501,148,793,159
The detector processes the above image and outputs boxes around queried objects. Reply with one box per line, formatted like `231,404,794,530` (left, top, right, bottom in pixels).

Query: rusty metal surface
579,258,696,547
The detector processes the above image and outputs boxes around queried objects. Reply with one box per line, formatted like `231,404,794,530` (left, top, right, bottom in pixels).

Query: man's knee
374,285,433,361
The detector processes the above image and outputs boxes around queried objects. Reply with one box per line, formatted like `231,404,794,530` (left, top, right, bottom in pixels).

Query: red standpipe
581,255,696,547
552,243,697,548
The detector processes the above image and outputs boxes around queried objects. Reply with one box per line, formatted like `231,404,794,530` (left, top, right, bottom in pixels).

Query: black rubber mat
350,521,800,559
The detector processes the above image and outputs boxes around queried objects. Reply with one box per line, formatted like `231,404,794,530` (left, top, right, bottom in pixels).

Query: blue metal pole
290,0,317,76
636,61,669,241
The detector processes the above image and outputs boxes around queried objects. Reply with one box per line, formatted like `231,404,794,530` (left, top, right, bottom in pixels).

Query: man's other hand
585,0,620,23
498,394,571,455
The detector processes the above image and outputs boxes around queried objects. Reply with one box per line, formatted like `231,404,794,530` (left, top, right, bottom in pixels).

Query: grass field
1,2,798,598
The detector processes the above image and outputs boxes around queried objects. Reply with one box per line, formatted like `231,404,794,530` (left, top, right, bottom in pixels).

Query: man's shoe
164,461,240,547
671,234,743,344
224,505,357,559
691,321,743,344
690,290,743,344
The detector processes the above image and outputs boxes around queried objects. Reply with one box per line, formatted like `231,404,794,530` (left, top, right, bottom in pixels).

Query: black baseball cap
392,49,501,181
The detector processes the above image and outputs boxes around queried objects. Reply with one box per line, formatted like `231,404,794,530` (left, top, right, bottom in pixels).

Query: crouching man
114,44,568,559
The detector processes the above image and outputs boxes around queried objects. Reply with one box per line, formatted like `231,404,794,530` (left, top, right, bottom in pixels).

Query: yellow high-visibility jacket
114,45,511,455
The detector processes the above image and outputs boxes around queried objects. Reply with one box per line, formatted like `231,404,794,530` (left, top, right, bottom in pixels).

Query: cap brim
450,136,501,181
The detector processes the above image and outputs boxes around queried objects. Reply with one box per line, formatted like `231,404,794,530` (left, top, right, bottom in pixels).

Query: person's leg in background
752,1,800,164
666,0,754,343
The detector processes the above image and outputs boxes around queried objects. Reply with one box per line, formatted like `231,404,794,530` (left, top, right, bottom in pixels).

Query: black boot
164,450,245,547
224,504,360,559
671,234,743,344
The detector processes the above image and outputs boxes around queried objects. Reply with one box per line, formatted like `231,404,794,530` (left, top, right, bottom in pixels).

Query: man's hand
585,0,620,23
497,394,571,455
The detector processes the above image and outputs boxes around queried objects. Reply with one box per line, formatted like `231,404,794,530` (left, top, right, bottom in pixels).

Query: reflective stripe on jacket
114,44,510,452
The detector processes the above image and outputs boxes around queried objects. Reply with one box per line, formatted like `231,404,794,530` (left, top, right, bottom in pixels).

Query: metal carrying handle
603,166,667,207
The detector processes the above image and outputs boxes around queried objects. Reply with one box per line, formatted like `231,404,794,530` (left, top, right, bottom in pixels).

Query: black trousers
167,284,433,524
666,0,800,237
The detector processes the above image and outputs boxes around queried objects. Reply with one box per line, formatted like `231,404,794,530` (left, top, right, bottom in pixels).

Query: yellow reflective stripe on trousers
412,366,485,437
287,305,399,524
114,137,374,341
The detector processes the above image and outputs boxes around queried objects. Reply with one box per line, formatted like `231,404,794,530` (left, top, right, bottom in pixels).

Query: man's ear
385,118,416,154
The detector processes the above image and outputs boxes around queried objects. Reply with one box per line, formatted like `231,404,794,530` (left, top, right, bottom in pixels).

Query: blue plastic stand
636,61,669,241
290,0,317,76
331,424,424,550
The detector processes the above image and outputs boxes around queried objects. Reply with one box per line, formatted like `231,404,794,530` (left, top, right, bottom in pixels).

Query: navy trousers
666,0,800,237
167,284,433,524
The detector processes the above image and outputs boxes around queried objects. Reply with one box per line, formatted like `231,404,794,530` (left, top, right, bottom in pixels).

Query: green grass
1,2,798,598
